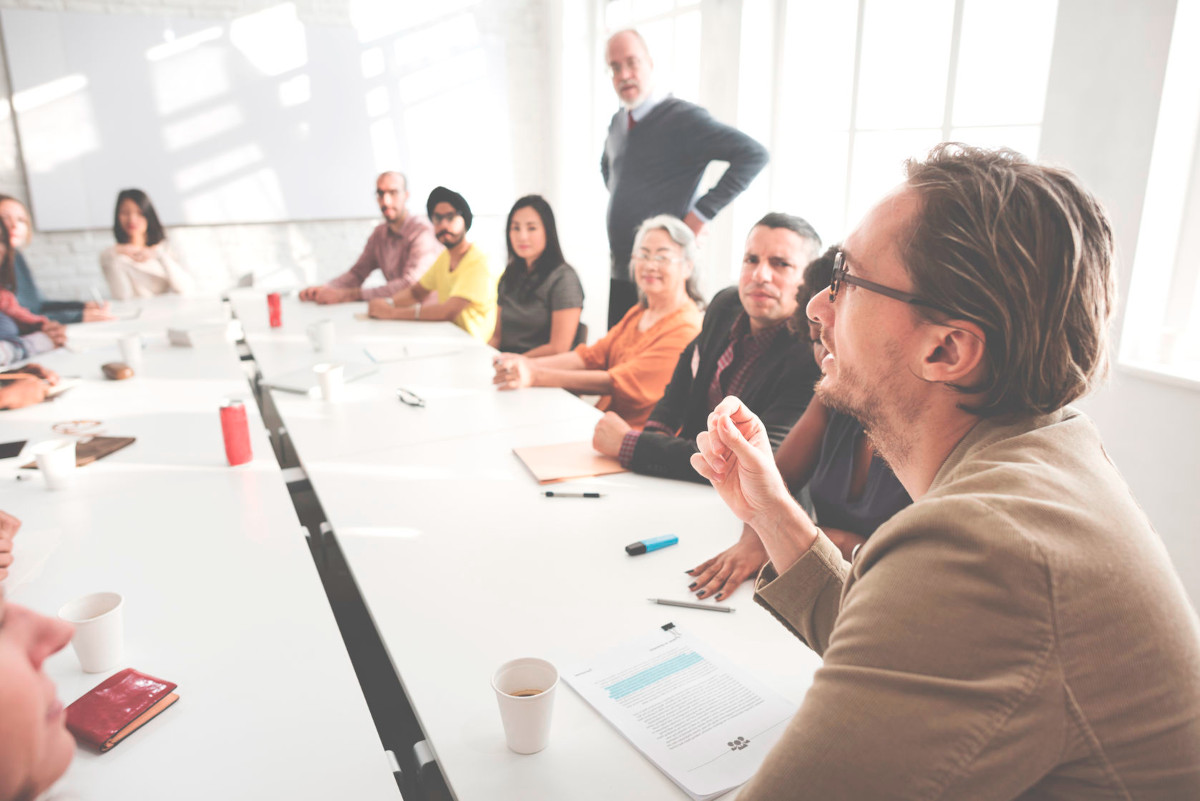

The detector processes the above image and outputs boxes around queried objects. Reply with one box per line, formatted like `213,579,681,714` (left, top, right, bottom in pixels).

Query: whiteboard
1,6,515,231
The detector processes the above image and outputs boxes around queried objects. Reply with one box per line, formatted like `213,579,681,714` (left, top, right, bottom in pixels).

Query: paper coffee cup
58,592,124,673
307,319,336,353
118,333,143,371
31,439,77,491
313,363,345,401
492,657,558,754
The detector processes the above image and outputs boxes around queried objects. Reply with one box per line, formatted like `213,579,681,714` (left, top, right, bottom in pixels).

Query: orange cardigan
574,301,702,427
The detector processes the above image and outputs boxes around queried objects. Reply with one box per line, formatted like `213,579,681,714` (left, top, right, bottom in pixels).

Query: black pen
544,491,602,498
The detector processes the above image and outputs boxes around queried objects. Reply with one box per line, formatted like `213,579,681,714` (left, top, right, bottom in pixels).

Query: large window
1121,0,1200,386
771,0,1058,248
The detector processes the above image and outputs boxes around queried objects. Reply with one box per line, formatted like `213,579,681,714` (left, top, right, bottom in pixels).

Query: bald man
300,171,440,304
601,29,768,327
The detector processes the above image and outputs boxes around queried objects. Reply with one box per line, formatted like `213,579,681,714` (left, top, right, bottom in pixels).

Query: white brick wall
0,0,549,300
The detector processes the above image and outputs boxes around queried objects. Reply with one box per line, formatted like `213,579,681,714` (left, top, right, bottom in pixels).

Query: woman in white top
100,189,195,300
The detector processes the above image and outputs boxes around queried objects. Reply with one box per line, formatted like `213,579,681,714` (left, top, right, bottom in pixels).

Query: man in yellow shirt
367,186,497,340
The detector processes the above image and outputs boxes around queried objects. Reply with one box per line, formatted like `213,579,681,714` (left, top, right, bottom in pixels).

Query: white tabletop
1,301,399,801
232,292,823,799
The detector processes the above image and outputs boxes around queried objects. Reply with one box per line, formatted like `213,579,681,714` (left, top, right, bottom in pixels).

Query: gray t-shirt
497,262,584,353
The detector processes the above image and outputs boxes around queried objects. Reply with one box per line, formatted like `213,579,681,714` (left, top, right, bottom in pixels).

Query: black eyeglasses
829,250,951,315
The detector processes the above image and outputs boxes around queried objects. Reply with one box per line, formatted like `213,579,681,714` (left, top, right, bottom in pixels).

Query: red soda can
220,399,253,466
267,292,282,328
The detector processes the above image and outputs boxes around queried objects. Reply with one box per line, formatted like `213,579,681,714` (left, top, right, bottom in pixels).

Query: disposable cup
31,439,76,490
58,592,124,673
118,333,142,371
307,319,336,353
313,363,345,401
492,657,558,754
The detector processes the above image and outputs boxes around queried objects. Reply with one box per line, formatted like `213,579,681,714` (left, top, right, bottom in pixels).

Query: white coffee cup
306,319,336,353
31,439,77,490
118,333,143,371
492,657,558,754
58,592,124,673
313,362,345,401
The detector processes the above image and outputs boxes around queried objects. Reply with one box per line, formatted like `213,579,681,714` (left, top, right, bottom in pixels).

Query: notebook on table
261,362,377,394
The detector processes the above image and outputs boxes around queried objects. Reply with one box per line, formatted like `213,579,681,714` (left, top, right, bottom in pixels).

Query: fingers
0,510,22,539
694,429,731,478
689,452,716,482
691,558,735,601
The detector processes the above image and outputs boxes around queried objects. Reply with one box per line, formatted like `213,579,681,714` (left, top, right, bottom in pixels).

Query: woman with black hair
99,188,195,300
488,195,583,357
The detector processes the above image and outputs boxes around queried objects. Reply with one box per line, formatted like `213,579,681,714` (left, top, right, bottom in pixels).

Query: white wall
0,0,551,298
1040,0,1200,605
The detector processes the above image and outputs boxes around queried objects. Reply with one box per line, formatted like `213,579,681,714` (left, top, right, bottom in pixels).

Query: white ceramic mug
313,362,345,401
492,657,558,754
31,439,77,490
58,592,124,673
306,319,336,353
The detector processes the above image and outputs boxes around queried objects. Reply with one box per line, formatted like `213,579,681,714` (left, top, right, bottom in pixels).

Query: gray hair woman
493,214,704,427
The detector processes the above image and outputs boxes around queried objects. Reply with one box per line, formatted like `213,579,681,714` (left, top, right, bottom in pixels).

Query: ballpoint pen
648,598,734,613
544,491,603,498
396,387,425,407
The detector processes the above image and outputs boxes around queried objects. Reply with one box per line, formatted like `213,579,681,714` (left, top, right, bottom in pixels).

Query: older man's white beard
622,85,654,110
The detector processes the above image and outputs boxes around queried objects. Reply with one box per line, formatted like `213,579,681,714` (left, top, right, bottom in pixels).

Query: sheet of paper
564,624,796,800
364,343,463,363
512,440,626,484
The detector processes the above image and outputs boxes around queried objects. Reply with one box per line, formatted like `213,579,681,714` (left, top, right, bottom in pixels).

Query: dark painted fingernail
715,593,724,601
696,591,706,598
688,582,697,589
685,569,694,574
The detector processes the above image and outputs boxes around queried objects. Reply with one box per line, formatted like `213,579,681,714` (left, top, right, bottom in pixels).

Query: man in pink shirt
299,171,440,304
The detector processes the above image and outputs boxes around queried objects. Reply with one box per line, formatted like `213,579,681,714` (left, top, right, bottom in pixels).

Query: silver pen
648,598,735,613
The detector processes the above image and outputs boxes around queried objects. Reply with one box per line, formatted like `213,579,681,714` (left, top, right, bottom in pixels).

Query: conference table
232,292,824,800
0,296,399,800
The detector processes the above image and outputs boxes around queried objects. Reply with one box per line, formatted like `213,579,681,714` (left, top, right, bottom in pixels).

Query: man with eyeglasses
602,29,768,329
691,144,1200,798
300,171,439,304
367,186,497,342
592,213,821,483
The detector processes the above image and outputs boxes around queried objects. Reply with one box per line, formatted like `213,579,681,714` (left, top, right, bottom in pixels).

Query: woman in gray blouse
489,195,584,356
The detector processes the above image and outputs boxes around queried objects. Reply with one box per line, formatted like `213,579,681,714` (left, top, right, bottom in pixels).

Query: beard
437,229,465,250
813,340,921,469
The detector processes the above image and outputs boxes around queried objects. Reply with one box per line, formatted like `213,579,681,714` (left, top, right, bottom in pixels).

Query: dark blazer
630,286,819,483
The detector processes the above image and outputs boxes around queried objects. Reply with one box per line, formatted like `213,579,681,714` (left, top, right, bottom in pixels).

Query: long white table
231,292,823,800
1,298,399,800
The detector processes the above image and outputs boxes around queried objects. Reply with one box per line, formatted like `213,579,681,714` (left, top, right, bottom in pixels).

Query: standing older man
602,29,768,328
691,144,1200,798
300,171,439,304
593,213,821,482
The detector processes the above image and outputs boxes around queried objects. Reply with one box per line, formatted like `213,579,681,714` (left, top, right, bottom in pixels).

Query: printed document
564,625,796,800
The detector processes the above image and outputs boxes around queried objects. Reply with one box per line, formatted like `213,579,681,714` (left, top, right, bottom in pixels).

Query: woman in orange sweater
493,215,703,427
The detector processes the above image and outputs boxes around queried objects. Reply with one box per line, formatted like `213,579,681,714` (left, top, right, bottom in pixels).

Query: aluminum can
219,399,253,466
267,292,282,328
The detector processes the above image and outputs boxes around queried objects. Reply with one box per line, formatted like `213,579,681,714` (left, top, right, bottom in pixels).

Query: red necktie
628,112,636,132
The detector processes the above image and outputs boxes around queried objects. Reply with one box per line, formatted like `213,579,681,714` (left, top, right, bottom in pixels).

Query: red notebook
65,668,179,752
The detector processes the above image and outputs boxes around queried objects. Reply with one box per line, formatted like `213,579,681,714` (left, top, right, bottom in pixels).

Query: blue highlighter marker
625,535,678,556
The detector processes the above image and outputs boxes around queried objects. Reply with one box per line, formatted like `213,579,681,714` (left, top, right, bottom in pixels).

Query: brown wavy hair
901,143,1116,418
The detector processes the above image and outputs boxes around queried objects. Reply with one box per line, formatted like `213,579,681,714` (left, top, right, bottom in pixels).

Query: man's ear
917,321,987,385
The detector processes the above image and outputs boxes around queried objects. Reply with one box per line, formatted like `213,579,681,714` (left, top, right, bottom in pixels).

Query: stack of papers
565,625,796,800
